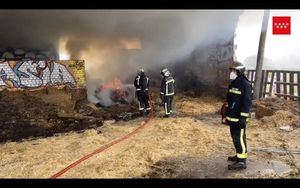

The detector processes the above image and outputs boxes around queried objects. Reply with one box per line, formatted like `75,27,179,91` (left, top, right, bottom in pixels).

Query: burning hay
93,78,136,107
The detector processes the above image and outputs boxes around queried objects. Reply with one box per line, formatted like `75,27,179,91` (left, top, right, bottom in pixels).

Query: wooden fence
247,70,300,101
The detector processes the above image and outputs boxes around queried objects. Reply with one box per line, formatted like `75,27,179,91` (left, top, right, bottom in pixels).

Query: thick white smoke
0,10,242,103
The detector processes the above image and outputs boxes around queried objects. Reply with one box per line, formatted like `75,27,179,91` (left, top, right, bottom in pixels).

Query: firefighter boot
227,155,238,162
228,161,247,170
146,110,150,116
140,110,146,117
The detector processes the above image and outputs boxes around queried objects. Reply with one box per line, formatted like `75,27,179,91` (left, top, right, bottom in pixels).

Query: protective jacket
134,74,149,93
226,75,253,123
160,76,175,96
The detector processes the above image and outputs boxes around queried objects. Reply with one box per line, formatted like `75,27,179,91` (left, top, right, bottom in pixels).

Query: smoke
0,10,242,102
92,84,136,107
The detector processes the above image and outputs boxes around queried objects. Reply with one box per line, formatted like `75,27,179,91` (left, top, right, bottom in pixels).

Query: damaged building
165,39,235,97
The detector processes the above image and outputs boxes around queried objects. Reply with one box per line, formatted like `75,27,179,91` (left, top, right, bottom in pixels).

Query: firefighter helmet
229,61,246,75
161,68,170,77
137,68,145,75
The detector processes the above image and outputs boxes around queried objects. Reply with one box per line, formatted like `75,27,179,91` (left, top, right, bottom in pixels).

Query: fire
58,37,71,60
119,37,141,50
96,78,128,103
100,78,123,90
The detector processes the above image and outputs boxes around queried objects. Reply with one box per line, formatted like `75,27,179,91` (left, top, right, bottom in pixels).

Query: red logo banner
273,16,291,35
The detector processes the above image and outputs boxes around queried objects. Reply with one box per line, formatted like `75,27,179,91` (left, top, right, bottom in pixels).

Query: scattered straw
0,95,299,178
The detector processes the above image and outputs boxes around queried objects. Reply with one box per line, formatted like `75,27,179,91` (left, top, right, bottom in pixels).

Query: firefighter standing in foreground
225,61,253,170
160,68,175,118
134,68,151,116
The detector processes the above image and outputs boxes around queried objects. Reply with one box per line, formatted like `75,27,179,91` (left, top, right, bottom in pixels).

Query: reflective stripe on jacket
161,76,175,96
226,75,253,123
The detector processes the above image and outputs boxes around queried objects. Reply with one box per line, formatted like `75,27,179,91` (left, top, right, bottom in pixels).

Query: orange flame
100,78,123,90
98,78,126,100
119,37,141,50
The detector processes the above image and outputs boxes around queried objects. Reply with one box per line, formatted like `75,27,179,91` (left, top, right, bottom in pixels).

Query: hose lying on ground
50,93,155,178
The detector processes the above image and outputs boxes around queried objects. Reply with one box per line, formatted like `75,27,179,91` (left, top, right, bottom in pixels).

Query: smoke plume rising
0,10,242,102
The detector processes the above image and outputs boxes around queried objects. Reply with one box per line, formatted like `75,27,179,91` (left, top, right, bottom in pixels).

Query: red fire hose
50,93,155,178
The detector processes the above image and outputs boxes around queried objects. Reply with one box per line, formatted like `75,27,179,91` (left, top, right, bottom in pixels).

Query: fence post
269,71,275,96
254,10,270,99
298,73,300,100
276,72,281,97
259,70,266,98
290,72,294,99
283,72,287,99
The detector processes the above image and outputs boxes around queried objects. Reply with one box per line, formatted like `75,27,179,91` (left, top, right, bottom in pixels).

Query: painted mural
0,60,86,90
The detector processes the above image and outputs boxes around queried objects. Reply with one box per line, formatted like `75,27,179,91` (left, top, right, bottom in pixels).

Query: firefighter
134,68,151,116
160,68,175,118
225,61,253,170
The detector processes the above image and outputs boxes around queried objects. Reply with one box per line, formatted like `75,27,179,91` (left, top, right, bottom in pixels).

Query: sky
234,10,300,70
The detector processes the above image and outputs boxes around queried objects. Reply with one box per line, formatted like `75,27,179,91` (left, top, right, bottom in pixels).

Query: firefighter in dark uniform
160,68,175,118
226,61,253,170
134,68,151,116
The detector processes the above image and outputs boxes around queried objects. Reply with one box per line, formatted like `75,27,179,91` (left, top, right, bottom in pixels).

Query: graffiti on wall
0,60,85,89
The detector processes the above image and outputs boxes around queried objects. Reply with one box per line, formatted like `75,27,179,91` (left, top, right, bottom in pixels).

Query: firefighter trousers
229,122,247,161
137,91,150,114
164,96,173,115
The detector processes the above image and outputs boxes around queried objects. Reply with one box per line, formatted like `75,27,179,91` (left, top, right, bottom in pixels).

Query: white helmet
229,61,246,75
137,68,145,75
161,68,170,77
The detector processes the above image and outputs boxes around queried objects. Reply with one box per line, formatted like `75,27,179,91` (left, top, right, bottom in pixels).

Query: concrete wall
0,60,86,90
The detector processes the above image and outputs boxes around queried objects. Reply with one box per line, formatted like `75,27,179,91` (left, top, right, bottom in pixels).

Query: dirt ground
0,87,139,142
0,93,299,178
